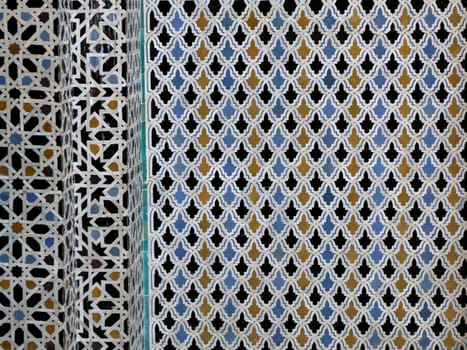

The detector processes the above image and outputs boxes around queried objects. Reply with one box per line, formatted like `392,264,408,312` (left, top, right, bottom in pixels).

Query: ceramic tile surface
0,0,75,348
1,0,466,349
69,0,143,348
145,1,466,349
0,0,142,349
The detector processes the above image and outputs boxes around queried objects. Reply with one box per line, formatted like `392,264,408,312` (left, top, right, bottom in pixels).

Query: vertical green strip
139,1,149,350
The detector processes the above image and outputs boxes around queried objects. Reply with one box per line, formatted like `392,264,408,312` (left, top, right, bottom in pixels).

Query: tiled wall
145,1,466,349
1,0,466,349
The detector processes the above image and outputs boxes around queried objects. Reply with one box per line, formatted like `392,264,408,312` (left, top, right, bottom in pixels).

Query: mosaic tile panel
0,0,75,349
146,1,466,349
69,0,143,348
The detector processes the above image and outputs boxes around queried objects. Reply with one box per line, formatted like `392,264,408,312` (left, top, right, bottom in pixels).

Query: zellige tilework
0,0,143,348
69,0,143,348
146,1,466,349
0,0,75,348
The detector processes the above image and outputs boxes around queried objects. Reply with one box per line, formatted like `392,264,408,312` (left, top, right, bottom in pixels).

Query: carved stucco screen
0,1,466,350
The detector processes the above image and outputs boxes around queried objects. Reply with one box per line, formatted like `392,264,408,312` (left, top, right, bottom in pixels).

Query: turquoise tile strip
140,0,149,349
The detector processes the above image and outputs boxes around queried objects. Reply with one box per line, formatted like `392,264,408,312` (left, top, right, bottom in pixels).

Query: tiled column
69,0,143,349
0,1,75,349
0,0,142,348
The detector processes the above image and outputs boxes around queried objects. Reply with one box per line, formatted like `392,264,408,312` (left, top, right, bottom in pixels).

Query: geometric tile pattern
146,1,466,349
69,0,143,348
0,1,75,349
0,0,142,349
